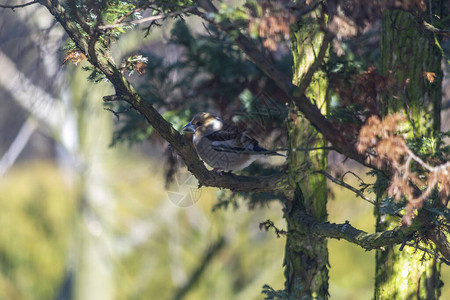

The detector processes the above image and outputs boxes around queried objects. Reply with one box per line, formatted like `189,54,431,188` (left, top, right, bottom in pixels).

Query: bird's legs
212,168,235,176
212,168,223,175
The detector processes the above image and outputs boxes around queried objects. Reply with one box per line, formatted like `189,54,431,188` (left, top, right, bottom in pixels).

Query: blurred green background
0,3,449,300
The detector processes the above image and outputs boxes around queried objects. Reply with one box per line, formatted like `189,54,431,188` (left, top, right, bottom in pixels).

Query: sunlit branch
266,210,435,255
293,30,333,98
422,21,450,36
98,6,196,30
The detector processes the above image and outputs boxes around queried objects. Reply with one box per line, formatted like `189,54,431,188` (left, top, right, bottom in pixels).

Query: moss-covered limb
288,208,431,253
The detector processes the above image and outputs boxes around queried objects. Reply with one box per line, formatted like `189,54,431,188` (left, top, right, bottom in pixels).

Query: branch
315,170,377,205
422,21,450,36
0,0,37,9
263,206,446,258
293,30,333,98
292,210,425,252
98,6,196,30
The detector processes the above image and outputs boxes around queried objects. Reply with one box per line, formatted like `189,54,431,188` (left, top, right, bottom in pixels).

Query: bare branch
0,0,37,9
291,210,425,252
98,6,196,30
293,30,333,98
316,170,377,205
422,21,450,36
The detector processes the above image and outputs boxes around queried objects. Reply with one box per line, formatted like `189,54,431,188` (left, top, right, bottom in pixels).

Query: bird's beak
183,121,196,133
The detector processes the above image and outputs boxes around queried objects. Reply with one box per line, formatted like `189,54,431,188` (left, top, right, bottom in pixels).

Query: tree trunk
375,7,443,299
71,74,117,300
284,12,329,298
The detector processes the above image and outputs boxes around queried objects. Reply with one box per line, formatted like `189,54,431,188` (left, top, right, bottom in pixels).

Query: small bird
183,112,285,172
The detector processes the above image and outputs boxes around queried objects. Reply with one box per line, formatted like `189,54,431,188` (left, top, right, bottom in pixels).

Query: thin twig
260,219,287,238
114,6,145,24
316,170,377,205
422,21,450,36
341,170,365,184
98,6,196,30
0,0,37,9
104,108,120,120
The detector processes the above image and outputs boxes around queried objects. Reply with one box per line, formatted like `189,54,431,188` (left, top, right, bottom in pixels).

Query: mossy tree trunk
283,11,329,298
375,7,443,299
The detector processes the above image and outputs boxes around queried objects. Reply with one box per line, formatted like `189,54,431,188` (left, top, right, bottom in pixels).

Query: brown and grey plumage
183,112,285,172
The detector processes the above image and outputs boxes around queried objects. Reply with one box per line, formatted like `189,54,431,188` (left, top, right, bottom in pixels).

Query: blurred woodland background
0,1,449,300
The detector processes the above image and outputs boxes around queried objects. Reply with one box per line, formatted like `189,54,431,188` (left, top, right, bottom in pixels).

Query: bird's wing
205,130,274,155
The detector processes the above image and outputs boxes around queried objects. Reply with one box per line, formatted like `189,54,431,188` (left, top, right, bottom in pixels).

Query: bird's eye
196,121,203,126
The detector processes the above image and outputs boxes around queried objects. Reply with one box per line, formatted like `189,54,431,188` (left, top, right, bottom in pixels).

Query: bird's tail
270,152,287,158
254,145,287,157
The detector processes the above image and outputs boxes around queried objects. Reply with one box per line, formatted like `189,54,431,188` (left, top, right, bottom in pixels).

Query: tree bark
375,8,443,299
283,12,330,298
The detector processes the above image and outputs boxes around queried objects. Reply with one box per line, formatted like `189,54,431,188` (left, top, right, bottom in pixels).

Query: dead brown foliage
247,1,294,51
357,114,450,226
62,49,87,66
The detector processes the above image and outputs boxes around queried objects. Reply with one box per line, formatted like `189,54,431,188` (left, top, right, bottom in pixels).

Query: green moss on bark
283,13,330,298
375,7,443,299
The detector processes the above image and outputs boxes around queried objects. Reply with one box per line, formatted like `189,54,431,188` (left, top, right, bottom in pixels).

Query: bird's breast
193,136,256,171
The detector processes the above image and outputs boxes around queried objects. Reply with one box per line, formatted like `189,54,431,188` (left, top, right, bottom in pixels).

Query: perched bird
183,112,285,172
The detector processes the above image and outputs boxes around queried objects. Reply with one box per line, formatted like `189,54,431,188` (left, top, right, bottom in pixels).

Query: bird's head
183,112,223,136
